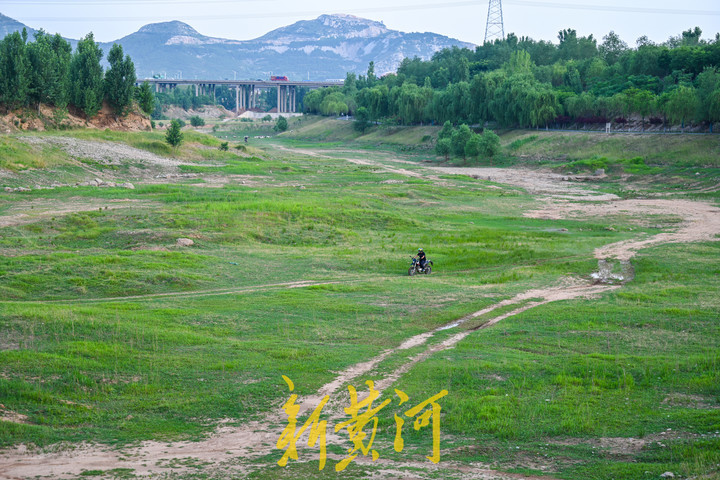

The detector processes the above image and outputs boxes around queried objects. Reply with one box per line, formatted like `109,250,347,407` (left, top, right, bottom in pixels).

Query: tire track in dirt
0,280,346,305
0,280,597,480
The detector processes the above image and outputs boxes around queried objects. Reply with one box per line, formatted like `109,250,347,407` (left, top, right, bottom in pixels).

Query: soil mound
0,102,151,132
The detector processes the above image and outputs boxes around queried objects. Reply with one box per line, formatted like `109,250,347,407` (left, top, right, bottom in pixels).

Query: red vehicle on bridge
270,75,289,81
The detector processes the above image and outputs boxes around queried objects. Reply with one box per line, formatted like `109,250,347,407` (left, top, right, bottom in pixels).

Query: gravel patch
19,136,185,168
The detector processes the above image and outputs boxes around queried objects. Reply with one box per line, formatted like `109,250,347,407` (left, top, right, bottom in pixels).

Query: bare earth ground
1,148,720,479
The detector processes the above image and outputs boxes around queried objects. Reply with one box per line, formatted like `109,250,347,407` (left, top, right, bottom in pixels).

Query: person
415,248,427,270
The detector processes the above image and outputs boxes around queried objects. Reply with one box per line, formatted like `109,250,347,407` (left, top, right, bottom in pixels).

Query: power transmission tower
484,0,505,44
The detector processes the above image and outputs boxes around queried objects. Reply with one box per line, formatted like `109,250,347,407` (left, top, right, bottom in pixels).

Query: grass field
0,121,718,479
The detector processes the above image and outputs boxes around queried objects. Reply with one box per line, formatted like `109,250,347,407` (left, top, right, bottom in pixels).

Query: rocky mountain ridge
0,12,475,80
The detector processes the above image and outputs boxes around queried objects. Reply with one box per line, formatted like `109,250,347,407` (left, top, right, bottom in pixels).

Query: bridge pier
141,79,341,114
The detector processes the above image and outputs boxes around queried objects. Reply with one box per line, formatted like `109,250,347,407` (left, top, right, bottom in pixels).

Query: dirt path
1,280,346,305
0,279,606,480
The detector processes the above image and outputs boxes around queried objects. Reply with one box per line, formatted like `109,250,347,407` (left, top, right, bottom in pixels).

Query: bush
275,116,288,132
174,118,186,128
219,142,229,151
435,138,451,160
438,120,453,140
464,134,482,160
189,116,205,127
353,107,370,133
165,119,184,148
451,124,473,158
478,130,501,157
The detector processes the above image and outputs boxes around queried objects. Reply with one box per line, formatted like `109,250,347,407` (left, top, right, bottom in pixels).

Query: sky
2,0,719,47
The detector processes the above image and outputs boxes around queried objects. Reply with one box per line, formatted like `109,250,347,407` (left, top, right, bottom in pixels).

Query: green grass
501,130,720,168
0,125,718,479
390,241,720,480
0,136,70,171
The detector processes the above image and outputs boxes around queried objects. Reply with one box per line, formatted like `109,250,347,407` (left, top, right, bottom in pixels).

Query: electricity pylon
484,0,505,44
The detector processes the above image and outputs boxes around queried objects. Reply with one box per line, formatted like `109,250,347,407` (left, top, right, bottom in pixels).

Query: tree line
304,27,720,131
0,29,154,118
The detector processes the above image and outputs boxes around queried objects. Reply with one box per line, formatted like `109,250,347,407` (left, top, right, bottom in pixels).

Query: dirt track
2,151,720,479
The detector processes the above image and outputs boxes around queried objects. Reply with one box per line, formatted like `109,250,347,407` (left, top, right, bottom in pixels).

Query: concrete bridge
138,78,344,114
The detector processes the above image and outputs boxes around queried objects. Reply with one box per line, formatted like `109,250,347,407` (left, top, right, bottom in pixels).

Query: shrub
165,119,184,148
478,130,501,157
275,116,288,132
189,116,205,127
451,124,473,157
435,138,451,160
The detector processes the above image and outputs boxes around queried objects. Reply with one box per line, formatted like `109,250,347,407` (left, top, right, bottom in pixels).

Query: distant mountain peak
317,13,386,29
138,21,202,37
0,12,36,38
258,13,392,43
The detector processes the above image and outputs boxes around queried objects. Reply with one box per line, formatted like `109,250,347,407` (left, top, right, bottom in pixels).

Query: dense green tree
625,88,656,130
707,88,720,132
531,86,560,128
366,61,377,87
366,85,389,120
610,92,629,119
303,89,323,113
599,31,628,65
663,85,698,131
695,67,720,125
319,91,348,116
70,33,104,118
435,138,451,160
104,43,136,116
451,124,473,158
0,30,29,108
464,133,482,160
274,115,288,132
565,92,595,119
506,49,533,73
396,82,431,124
165,119,184,148
135,81,155,115
353,106,370,132
26,30,72,108
478,130,501,157
438,120,454,140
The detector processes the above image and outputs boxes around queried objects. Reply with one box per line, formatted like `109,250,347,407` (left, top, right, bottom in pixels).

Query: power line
9,0,719,23
505,0,720,16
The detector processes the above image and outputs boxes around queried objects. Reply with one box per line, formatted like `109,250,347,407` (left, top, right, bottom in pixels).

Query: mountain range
0,13,475,81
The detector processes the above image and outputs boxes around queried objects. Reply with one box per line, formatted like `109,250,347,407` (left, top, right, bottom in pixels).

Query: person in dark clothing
416,248,427,269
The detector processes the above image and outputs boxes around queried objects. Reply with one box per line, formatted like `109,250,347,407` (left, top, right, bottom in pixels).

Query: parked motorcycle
408,256,433,276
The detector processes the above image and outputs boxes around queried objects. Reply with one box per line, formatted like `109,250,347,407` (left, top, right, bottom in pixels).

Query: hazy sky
3,0,719,47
